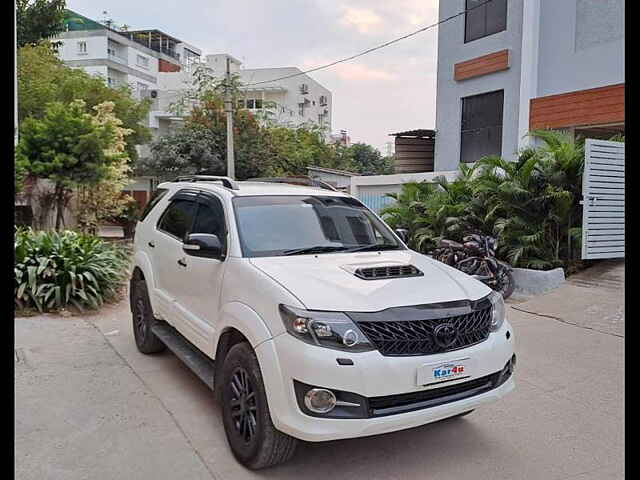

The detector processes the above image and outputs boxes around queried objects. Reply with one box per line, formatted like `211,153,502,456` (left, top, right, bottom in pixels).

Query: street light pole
224,56,235,179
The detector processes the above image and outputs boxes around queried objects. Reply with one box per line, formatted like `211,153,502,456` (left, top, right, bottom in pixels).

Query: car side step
150,322,215,391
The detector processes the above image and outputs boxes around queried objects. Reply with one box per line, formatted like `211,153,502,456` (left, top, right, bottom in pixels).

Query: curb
511,267,565,296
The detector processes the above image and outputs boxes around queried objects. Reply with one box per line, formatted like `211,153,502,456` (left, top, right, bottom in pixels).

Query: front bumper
255,319,515,442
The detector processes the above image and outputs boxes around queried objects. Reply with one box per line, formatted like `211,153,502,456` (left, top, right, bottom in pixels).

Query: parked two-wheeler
431,234,515,299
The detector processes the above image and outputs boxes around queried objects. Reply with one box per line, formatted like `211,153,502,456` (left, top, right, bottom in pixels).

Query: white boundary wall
350,171,459,212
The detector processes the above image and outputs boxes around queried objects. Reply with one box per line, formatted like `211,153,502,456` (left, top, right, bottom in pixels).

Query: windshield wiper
344,244,401,253
282,245,349,256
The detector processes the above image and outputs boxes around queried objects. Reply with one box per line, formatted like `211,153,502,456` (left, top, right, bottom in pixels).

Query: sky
66,0,441,153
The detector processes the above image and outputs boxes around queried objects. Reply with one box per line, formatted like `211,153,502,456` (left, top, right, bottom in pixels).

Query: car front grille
352,302,493,356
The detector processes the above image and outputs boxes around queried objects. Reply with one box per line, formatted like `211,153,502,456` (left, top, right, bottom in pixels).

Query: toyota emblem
433,323,458,349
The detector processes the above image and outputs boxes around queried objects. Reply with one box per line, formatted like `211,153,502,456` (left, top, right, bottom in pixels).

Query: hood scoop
341,261,424,280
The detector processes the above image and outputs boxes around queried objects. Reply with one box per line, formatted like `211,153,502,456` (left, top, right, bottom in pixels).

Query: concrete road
15,261,624,479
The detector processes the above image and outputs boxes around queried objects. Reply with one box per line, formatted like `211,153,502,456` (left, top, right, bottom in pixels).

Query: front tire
221,342,298,469
131,280,166,354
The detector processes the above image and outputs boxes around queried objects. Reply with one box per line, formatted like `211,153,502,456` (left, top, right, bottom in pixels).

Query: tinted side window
140,188,169,222
157,199,196,239
193,197,226,237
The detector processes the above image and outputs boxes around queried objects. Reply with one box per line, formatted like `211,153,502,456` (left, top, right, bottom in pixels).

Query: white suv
130,176,515,469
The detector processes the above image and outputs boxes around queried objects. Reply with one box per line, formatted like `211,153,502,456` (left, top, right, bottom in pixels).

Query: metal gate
581,139,625,259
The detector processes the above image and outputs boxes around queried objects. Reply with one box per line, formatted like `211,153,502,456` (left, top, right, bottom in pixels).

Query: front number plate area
416,358,473,387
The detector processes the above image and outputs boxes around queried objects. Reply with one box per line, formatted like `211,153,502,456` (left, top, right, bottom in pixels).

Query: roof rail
247,176,338,192
172,175,239,190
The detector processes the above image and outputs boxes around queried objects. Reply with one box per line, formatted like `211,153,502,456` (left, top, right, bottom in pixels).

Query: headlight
279,305,375,352
489,291,505,331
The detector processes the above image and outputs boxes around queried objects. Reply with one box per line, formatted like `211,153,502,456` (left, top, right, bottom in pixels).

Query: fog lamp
304,388,337,414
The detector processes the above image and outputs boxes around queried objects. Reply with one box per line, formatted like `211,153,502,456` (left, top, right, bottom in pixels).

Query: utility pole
224,56,235,179
15,0,18,146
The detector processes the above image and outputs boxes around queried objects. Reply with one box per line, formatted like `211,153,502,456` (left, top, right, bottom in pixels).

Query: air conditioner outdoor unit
319,95,327,106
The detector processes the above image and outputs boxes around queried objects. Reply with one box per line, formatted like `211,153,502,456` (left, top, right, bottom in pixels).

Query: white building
157,54,333,132
238,67,332,131
434,0,624,171
57,10,203,143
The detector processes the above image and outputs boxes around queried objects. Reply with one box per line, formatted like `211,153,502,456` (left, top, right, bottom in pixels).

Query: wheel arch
130,251,156,312
213,302,273,398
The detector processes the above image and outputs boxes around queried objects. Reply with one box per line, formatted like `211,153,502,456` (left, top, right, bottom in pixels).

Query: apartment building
57,10,201,133
434,0,624,171
158,56,333,131
238,67,332,131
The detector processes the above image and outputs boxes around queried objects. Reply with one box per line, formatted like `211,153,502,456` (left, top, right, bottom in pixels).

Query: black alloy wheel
229,367,258,444
221,342,298,469
131,280,166,354
134,297,148,344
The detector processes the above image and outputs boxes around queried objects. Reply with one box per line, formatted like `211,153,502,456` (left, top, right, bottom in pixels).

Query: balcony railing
108,52,128,66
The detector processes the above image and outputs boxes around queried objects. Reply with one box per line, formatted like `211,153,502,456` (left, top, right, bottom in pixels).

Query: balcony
125,29,181,61
108,51,128,66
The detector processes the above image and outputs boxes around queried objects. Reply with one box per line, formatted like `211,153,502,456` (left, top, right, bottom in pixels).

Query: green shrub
380,130,605,271
14,228,130,312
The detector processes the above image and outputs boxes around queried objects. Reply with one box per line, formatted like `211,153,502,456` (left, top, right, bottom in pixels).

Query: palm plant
380,129,593,270
380,181,440,251
528,130,584,262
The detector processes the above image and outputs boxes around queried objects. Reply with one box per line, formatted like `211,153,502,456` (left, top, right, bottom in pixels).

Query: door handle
148,241,155,248
177,258,187,267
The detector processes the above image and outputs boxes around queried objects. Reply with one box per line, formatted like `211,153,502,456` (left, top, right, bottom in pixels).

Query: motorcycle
431,234,515,299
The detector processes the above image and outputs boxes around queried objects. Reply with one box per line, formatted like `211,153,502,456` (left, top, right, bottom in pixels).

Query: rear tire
221,342,298,469
131,280,166,354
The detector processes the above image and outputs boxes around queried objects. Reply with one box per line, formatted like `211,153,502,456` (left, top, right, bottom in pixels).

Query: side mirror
183,233,224,259
395,228,408,243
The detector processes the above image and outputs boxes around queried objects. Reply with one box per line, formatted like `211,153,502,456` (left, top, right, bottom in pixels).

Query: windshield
233,195,404,257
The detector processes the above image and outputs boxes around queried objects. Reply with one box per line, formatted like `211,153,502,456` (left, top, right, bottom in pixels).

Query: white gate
581,139,625,260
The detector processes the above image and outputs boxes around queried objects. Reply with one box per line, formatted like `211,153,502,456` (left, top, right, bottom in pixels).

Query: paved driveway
15,261,624,480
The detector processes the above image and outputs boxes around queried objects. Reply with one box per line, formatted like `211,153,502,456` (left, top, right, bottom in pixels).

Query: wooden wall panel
454,49,509,81
394,137,435,173
529,84,624,130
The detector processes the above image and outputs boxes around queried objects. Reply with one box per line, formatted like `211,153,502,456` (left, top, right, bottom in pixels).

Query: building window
465,0,507,43
460,90,504,163
77,41,87,54
237,99,245,109
246,99,255,109
254,99,263,109
136,54,149,69
137,83,148,96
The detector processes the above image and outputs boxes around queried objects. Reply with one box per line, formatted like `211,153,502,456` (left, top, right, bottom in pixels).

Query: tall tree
16,0,66,49
345,143,393,175
16,100,122,230
17,43,151,162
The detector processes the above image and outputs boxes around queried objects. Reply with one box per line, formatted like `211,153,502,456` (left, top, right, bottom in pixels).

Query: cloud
333,63,397,82
339,7,383,34
302,57,397,82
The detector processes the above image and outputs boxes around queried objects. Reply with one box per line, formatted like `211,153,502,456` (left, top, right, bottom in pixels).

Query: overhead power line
242,0,493,87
